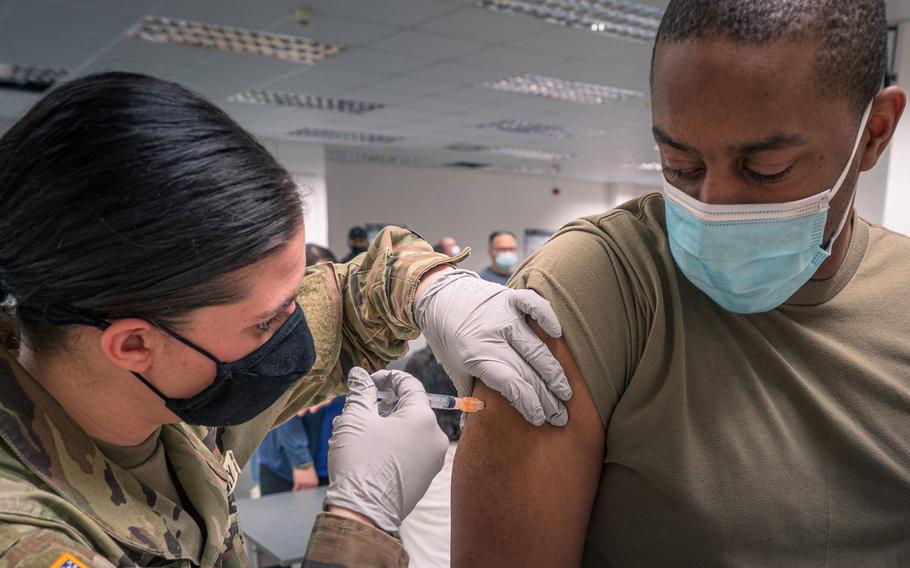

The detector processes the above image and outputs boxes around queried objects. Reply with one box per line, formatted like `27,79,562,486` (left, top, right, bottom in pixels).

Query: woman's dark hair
0,72,303,351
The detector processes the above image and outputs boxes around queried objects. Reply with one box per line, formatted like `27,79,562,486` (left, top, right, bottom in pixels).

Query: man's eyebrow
731,133,808,155
652,127,696,153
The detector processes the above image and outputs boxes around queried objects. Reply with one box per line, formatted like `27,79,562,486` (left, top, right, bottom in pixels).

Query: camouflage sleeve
0,524,116,568
271,227,468,424
331,226,469,380
302,513,408,568
220,227,467,468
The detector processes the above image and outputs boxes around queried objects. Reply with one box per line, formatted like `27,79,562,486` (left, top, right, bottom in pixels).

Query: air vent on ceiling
288,127,403,144
479,0,663,42
478,119,604,139
446,161,491,169
0,63,66,93
129,15,343,64
228,89,383,114
327,150,418,165
446,142,572,162
484,74,644,105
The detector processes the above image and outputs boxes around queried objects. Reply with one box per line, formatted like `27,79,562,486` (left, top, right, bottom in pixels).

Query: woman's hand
323,368,448,534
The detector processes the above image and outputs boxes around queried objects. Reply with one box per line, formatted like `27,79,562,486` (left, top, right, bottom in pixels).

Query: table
236,487,327,568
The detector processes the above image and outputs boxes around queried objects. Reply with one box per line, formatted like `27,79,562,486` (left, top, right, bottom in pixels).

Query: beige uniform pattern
512,193,910,567
0,226,462,568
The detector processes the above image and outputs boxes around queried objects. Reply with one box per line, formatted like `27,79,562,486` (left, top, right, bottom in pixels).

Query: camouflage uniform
0,227,466,568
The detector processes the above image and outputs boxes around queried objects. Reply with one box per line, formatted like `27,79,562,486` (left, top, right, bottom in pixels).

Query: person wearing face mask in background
479,231,520,285
453,1,910,566
340,226,369,263
433,236,462,258
0,73,573,568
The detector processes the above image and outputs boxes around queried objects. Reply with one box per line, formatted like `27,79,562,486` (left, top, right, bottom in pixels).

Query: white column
882,20,910,236
266,140,329,247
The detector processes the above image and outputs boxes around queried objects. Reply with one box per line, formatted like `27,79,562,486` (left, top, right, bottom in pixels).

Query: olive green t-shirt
513,193,910,567
93,428,182,507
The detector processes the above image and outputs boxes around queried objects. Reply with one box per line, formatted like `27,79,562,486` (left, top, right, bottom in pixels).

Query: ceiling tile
301,0,457,27
454,46,571,74
5,0,141,39
369,76,462,96
0,89,40,120
408,61,503,84
156,0,300,30
331,47,434,74
417,6,550,43
267,12,401,46
368,30,483,60
507,26,650,61
79,37,212,79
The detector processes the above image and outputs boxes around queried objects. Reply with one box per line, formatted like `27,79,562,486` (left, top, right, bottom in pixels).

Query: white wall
883,21,910,236
263,139,329,247
325,161,657,272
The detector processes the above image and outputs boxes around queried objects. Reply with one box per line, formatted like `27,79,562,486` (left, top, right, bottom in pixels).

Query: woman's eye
257,315,279,332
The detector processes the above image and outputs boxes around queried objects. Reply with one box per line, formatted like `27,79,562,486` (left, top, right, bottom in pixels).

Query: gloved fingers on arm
343,367,378,414
524,358,568,427
508,289,563,338
508,325,573,402
471,359,547,426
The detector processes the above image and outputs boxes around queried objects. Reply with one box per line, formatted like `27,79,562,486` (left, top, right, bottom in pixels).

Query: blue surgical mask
663,102,872,314
494,252,519,272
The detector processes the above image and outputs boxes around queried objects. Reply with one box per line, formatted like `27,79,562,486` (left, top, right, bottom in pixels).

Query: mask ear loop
824,100,874,251
43,303,222,400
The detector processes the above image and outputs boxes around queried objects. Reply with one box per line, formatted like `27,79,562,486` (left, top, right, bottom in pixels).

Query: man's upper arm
452,322,605,568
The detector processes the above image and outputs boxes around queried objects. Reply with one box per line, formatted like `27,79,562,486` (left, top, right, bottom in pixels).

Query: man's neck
18,346,166,447
812,210,855,281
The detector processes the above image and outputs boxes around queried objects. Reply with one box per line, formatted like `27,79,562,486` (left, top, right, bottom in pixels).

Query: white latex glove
414,269,572,427
324,367,448,534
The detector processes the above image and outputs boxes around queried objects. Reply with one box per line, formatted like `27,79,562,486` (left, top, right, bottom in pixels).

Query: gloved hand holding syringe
376,390,485,412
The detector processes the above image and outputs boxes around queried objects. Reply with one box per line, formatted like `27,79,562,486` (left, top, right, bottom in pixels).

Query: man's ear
860,86,907,171
99,319,160,374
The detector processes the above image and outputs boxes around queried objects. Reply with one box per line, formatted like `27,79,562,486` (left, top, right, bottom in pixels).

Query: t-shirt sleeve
511,223,649,427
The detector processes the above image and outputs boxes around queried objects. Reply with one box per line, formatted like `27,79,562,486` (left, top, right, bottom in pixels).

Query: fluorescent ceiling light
480,0,663,42
129,15,343,64
287,127,403,144
228,89,383,114
446,143,572,162
0,63,66,92
327,150,418,165
478,119,604,138
491,164,560,176
636,161,663,172
484,74,644,104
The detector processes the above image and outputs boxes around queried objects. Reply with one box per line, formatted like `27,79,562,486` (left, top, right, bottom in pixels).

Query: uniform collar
0,348,234,565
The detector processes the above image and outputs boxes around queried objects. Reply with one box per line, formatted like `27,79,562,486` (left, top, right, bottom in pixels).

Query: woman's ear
860,86,907,171
99,319,159,374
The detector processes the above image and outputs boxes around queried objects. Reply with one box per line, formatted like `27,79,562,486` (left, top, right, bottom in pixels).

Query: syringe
376,391,485,413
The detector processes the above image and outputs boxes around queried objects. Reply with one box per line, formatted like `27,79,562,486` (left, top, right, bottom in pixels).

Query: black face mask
45,303,317,427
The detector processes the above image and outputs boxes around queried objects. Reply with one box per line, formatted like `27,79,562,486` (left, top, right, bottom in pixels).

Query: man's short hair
489,230,517,247
348,226,367,240
654,0,887,115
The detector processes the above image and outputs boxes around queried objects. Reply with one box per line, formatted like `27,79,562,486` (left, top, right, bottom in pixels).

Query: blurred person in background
479,230,519,285
399,347,461,568
434,236,462,257
306,243,337,266
341,226,368,263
